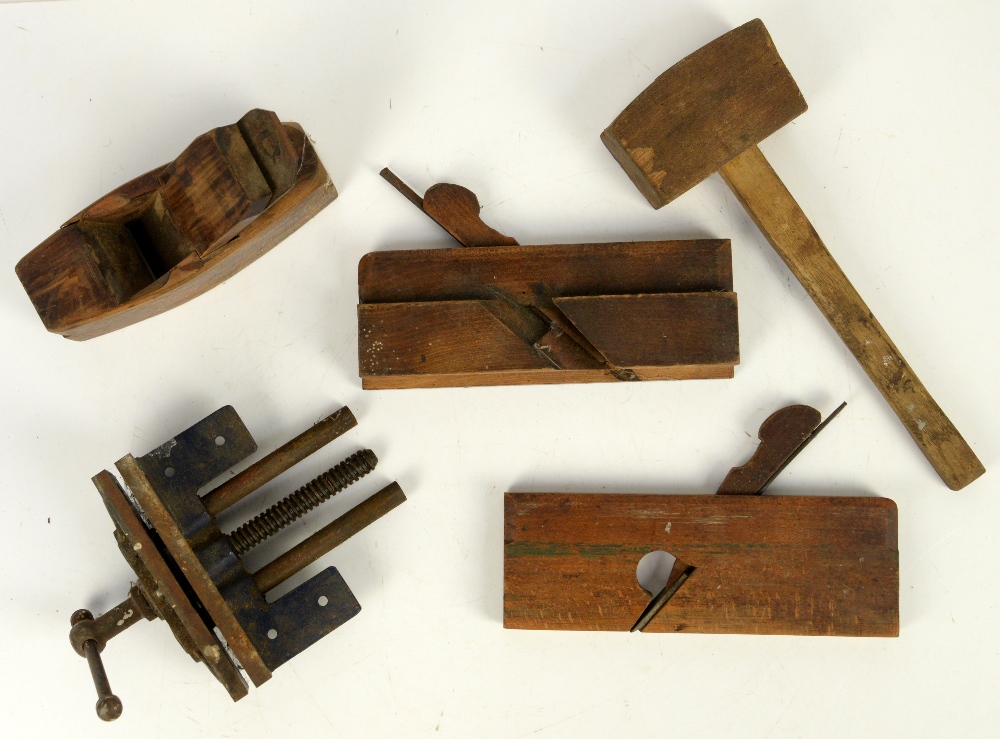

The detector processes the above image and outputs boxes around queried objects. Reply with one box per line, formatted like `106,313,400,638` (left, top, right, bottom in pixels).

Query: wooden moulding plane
358,169,740,389
16,109,337,340
504,403,900,637
601,19,983,490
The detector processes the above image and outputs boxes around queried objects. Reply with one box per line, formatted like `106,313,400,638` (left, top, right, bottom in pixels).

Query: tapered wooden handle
719,145,983,490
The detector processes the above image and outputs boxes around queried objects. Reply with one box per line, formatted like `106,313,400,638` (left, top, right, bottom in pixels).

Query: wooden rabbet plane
16,109,337,340
504,403,899,637
357,170,739,389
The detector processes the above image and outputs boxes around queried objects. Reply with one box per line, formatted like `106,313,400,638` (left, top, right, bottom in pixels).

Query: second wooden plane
358,170,740,389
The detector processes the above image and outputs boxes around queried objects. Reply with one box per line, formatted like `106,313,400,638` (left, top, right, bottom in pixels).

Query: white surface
0,1,997,736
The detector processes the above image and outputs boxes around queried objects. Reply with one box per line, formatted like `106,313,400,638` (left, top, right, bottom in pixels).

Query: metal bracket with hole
69,406,406,721
503,403,899,637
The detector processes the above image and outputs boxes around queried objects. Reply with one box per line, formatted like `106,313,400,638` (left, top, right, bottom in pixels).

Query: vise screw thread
227,449,378,555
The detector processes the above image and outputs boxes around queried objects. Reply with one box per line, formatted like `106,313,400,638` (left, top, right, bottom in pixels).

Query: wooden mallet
602,19,983,490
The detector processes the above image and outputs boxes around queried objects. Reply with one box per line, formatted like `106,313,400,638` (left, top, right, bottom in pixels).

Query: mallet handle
719,145,983,490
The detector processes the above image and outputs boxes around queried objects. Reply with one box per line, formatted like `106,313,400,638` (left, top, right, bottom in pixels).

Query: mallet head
602,18,806,208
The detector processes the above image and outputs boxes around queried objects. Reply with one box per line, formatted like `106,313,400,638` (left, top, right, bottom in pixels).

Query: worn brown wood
91,471,249,701
236,108,301,199
423,183,518,247
504,493,899,637
717,404,820,495
158,123,271,255
380,168,517,247
601,19,806,208
360,294,738,386
552,294,739,368
16,109,337,340
116,454,273,687
358,240,739,388
719,147,985,490
602,19,983,490
360,239,733,303
362,364,735,390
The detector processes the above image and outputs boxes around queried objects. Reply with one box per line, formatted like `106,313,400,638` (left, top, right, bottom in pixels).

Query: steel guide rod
253,481,407,594
202,407,357,516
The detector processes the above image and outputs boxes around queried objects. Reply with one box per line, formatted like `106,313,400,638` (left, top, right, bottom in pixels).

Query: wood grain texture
91,471,249,701
361,364,734,390
717,404,820,495
15,111,336,340
358,240,738,388
601,18,806,208
422,183,518,247
719,146,984,490
236,109,301,200
504,493,898,637
379,170,518,248
116,454,272,687
359,292,738,388
601,19,983,489
360,300,548,376
158,123,272,255
552,293,739,368
359,240,733,303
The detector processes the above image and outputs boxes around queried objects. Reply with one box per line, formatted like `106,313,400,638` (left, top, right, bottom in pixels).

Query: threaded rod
227,449,377,556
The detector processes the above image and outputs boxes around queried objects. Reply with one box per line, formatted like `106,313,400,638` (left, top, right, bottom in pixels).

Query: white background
0,1,997,736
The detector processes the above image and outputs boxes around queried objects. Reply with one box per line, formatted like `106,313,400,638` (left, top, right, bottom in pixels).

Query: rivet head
267,629,277,640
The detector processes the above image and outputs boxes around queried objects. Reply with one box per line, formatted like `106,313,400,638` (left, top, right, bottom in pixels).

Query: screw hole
636,550,677,597
267,629,277,640
215,436,226,446
164,467,175,478
317,596,328,607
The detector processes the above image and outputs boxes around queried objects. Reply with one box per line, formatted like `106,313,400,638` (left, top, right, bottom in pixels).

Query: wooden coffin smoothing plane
16,109,337,340
504,403,899,637
358,169,740,389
